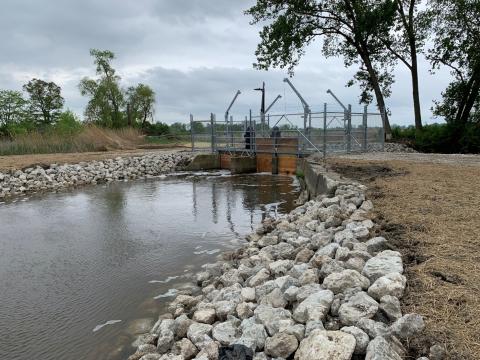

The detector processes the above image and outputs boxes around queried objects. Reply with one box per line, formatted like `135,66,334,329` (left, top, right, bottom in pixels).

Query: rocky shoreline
128,168,427,360
0,152,193,200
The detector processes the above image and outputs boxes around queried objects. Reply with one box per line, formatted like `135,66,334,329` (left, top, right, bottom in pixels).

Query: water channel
0,171,300,360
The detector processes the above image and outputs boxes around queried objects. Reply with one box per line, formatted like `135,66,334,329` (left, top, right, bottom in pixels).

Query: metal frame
190,95,384,156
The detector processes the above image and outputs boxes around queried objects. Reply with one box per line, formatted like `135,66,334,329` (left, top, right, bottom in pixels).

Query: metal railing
190,104,384,157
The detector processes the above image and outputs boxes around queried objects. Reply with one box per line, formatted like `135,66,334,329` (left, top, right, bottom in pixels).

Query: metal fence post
190,114,194,151
323,103,327,159
347,104,352,153
380,108,385,151
210,113,215,153
362,106,368,152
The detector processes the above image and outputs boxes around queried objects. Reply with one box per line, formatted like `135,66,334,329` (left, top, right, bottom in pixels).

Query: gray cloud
0,0,452,126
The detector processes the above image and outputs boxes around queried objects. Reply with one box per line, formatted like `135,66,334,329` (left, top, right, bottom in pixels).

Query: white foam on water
148,276,181,284
193,249,220,255
92,319,122,333
153,288,177,299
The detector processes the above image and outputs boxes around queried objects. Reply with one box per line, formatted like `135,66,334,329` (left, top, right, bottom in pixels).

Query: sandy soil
327,153,480,359
0,148,188,172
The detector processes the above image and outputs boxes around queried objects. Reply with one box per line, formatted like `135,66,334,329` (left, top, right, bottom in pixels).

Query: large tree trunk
410,50,423,131
457,64,480,124
361,52,392,137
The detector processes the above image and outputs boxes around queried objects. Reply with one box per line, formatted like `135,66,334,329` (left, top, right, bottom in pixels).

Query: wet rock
294,329,356,360
323,269,370,294
264,332,299,358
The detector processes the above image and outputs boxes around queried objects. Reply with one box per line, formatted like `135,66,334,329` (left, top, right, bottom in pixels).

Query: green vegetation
392,123,480,153
247,0,480,150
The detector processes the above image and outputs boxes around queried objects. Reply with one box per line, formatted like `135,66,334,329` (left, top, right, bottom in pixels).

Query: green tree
0,90,27,125
126,84,156,127
79,49,124,128
428,0,480,126
23,79,64,126
246,0,397,134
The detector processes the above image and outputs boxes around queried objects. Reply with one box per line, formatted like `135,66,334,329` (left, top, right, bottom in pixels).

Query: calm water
0,172,299,360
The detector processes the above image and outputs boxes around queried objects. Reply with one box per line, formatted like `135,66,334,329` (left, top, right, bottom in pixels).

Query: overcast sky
0,0,452,126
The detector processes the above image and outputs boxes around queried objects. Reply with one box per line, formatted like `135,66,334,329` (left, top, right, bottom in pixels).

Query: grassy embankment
0,127,194,156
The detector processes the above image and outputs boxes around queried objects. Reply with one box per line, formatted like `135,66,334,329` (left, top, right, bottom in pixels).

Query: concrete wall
230,156,257,174
296,159,340,199
185,154,220,171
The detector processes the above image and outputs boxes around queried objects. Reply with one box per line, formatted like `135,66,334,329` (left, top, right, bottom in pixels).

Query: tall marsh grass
0,126,144,156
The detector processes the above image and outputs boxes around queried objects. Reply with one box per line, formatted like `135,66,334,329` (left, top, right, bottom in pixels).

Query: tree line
247,0,479,151
0,49,164,137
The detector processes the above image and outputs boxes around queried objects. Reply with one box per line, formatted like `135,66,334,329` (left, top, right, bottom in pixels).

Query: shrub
392,123,480,153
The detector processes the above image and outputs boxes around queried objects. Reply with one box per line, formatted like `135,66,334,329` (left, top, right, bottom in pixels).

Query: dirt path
327,153,480,359
0,147,189,171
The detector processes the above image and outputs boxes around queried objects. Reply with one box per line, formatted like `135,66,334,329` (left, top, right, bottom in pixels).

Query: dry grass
0,126,144,156
328,158,480,359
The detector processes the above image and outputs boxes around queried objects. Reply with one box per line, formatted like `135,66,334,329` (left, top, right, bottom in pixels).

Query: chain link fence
190,105,384,156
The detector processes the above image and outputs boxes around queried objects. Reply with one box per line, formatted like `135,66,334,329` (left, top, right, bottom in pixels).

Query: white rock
365,336,403,360
192,309,216,324
293,290,334,323
212,321,239,345
264,332,299,358
323,269,370,294
391,314,425,340
362,251,403,282
368,273,407,300
294,329,356,360
338,292,379,326
379,295,402,321
254,305,293,336
341,326,370,354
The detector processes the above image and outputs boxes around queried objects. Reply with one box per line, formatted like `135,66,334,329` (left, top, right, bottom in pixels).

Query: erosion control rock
294,329,356,360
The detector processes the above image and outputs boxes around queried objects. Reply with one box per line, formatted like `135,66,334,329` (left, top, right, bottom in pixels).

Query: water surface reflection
0,172,299,360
